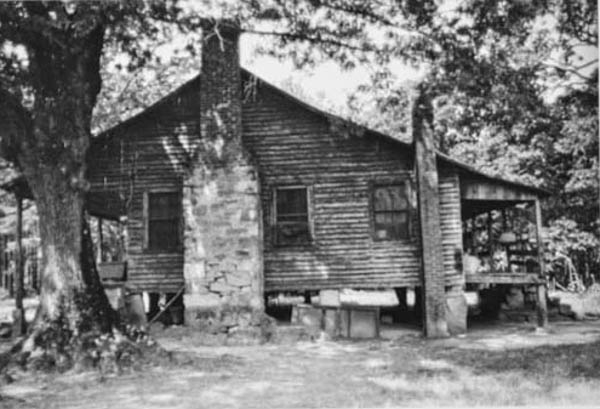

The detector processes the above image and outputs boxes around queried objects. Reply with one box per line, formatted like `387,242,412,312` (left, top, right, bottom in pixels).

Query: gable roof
92,68,549,197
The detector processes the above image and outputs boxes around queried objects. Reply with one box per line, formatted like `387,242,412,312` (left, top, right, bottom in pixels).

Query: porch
459,172,548,286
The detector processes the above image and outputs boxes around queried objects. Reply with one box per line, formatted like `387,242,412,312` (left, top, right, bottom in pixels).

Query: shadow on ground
1,319,599,408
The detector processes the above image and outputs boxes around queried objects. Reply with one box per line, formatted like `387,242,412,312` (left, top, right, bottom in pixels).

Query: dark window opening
373,183,410,240
147,192,181,251
275,187,310,245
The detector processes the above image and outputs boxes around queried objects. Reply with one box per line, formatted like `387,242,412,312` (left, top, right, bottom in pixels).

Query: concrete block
291,304,322,331
446,292,467,335
348,308,379,338
322,309,338,337
339,309,349,337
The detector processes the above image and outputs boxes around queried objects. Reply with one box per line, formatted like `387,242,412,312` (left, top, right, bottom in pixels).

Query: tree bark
11,21,118,347
28,171,115,337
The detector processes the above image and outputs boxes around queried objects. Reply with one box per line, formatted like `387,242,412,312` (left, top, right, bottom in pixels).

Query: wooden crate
98,261,126,282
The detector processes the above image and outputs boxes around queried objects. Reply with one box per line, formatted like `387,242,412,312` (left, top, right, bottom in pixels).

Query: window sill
273,241,315,250
141,248,183,255
371,236,414,243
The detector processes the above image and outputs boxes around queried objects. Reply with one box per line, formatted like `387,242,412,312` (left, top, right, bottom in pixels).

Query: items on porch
462,204,543,279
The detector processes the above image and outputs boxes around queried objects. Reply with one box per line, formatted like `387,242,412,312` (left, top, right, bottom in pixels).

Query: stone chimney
183,19,265,338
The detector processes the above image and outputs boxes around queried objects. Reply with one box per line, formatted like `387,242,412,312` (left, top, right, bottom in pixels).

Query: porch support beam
534,198,548,328
13,194,26,337
97,216,103,264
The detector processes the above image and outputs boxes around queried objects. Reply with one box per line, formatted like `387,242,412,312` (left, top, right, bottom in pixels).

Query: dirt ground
1,319,600,408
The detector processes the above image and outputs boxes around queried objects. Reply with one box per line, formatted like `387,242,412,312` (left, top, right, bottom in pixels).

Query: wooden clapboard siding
243,84,424,291
438,165,464,286
87,72,469,293
87,79,200,293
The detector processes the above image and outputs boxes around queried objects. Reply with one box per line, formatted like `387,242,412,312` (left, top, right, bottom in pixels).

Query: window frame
370,180,412,242
272,185,313,247
143,189,183,253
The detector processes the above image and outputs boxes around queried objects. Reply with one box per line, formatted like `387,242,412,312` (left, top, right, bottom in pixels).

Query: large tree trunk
12,21,118,350
30,169,115,336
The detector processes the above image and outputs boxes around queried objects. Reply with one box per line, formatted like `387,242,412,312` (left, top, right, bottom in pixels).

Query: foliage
339,0,598,275
0,1,596,365
545,218,600,283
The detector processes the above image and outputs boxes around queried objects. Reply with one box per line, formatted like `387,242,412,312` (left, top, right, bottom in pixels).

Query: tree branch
543,61,598,81
244,28,380,55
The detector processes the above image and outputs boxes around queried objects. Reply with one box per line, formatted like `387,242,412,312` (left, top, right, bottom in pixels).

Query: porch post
413,87,449,338
13,195,26,337
534,198,548,327
487,211,494,272
97,217,103,264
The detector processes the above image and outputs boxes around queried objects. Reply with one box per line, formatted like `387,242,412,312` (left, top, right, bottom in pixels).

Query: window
274,187,310,245
372,183,410,240
146,192,181,251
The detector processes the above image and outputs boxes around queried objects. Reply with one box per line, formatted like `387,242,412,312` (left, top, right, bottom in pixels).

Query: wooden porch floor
465,272,543,285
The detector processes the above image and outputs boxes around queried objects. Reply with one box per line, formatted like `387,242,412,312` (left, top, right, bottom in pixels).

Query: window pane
149,192,180,219
374,212,393,226
389,185,408,210
276,188,307,217
374,211,409,240
373,183,410,240
275,187,310,245
149,219,180,250
374,213,392,239
373,187,392,211
391,212,409,239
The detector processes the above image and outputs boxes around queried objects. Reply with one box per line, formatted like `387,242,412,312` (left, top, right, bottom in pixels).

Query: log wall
243,83,464,291
88,79,200,292
87,74,466,293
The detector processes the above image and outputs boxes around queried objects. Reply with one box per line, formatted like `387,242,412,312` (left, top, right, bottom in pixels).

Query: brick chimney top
200,18,241,42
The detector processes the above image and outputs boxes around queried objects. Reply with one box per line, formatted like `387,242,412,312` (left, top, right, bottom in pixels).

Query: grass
434,340,600,379
1,326,600,408
370,340,600,406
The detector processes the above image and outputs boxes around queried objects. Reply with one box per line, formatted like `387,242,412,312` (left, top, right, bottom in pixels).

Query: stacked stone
182,19,267,340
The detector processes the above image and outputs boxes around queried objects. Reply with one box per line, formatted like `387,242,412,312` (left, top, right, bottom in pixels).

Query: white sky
239,33,423,110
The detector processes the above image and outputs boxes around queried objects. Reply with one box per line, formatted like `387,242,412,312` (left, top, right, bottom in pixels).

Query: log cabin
3,20,550,337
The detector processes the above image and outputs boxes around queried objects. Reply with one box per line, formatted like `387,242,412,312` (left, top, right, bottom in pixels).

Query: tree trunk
12,22,118,349
29,169,115,337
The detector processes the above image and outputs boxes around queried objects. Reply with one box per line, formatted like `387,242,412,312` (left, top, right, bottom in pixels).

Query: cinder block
446,292,467,335
322,309,338,337
291,304,322,331
339,309,349,337
348,308,379,339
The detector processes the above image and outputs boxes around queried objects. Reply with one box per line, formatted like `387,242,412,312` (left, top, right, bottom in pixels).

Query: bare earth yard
1,320,600,408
